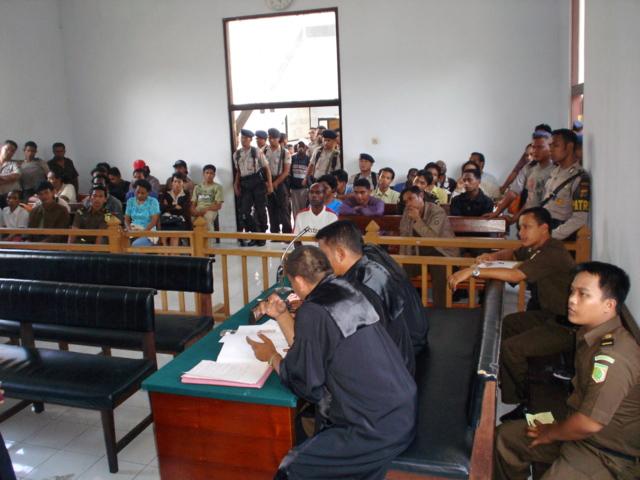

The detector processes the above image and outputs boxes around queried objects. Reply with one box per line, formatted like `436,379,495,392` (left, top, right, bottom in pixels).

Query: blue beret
322,130,337,139
359,153,374,163
573,120,583,130
240,129,254,138
268,128,280,138
255,130,268,139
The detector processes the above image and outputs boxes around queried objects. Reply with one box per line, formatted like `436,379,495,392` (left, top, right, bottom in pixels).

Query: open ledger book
181,319,288,388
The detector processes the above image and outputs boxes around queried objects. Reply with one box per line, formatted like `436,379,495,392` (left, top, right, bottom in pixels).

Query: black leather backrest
467,280,504,428
0,278,155,332
0,250,213,293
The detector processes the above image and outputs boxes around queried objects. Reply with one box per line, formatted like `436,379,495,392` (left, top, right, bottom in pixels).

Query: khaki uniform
542,162,590,240
500,239,575,404
399,202,458,307
234,146,269,233
310,147,341,178
71,206,109,244
495,316,640,479
264,146,292,234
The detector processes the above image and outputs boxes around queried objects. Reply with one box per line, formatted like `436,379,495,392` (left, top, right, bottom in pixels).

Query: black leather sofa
388,280,503,479
0,249,214,354
0,279,157,473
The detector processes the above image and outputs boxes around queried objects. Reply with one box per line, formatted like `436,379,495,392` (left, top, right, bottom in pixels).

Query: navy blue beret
255,130,268,139
322,130,337,139
359,153,374,163
268,128,280,138
240,129,254,138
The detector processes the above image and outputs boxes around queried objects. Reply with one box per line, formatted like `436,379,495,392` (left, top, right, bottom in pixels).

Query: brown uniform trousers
495,419,640,479
500,310,575,404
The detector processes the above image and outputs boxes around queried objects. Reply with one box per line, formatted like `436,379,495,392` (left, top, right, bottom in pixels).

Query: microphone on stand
275,226,311,294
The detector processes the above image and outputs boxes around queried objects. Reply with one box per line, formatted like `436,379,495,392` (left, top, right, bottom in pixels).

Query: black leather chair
0,250,214,354
0,279,157,473
389,280,503,479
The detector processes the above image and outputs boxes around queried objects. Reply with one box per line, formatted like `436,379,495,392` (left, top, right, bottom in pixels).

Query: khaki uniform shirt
373,187,400,205
568,316,640,457
514,238,575,317
72,206,109,243
511,161,555,210
399,202,459,257
310,147,341,177
264,146,291,177
542,162,590,240
233,147,268,177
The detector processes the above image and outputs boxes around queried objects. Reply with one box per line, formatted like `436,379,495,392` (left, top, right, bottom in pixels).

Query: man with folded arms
339,178,384,216
247,246,416,479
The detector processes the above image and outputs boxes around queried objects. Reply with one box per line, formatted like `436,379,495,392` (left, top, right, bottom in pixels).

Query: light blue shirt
125,196,160,228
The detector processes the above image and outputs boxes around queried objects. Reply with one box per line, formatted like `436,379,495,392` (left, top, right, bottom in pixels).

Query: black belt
588,441,639,463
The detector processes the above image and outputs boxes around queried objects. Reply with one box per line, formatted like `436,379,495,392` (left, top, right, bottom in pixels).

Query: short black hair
92,173,109,185
462,160,477,171
331,169,348,183
424,162,441,176
133,167,147,176
4,140,17,149
171,172,186,182
318,174,337,191
519,207,552,231
379,167,395,180
534,123,553,134
91,167,108,176
284,245,332,283
203,164,216,173
574,262,630,313
552,128,578,146
36,181,54,193
462,167,482,180
96,162,111,171
470,152,485,165
316,220,364,255
416,169,434,185
24,141,37,150
108,167,122,178
48,164,64,180
401,185,424,199
52,142,65,150
353,178,371,190
133,179,152,192
90,185,107,195
532,130,551,140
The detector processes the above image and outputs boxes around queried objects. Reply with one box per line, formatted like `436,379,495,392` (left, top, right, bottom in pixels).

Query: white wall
0,0,74,161
585,0,640,316
56,0,570,228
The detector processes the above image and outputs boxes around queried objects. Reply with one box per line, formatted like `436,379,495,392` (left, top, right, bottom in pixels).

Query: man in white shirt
294,182,338,241
0,191,29,240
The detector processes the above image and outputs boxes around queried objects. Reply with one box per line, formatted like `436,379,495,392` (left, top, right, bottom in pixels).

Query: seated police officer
494,262,639,480
233,129,273,246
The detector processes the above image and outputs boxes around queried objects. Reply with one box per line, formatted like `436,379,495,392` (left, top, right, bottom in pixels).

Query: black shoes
499,403,528,423
238,240,248,247
247,240,266,247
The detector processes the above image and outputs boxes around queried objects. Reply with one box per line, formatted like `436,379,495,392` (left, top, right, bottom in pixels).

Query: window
571,0,585,123
223,9,341,148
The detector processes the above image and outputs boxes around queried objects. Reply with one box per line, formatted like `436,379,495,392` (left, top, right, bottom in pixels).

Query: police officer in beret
255,130,268,154
264,127,292,234
306,129,342,181
233,129,272,246
495,262,639,480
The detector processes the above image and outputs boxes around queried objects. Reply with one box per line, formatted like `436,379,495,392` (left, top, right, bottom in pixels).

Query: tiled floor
1,241,522,478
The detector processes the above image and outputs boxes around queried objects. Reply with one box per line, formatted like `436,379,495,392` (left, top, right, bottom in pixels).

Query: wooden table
142,290,297,479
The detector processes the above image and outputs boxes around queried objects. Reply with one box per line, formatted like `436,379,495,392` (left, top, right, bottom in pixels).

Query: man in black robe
316,221,428,373
248,246,417,479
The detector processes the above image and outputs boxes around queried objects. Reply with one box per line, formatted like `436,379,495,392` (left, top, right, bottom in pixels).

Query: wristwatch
472,268,481,278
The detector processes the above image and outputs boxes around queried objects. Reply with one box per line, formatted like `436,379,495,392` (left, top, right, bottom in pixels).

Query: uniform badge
600,333,614,347
592,362,609,383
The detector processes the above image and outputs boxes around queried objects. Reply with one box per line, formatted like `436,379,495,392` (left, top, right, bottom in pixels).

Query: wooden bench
0,279,157,473
387,280,503,479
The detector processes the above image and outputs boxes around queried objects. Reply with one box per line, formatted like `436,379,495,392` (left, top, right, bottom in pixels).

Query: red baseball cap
133,159,146,170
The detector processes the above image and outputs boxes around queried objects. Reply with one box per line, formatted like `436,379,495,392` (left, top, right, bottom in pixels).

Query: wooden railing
0,217,592,321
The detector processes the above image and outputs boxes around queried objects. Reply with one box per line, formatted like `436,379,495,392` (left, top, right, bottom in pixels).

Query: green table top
142,286,297,408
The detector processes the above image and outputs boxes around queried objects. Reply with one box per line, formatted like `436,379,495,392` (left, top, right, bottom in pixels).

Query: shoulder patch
592,362,609,383
594,354,615,364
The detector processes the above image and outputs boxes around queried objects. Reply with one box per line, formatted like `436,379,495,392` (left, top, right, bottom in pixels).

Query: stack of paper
478,261,521,269
181,319,288,388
